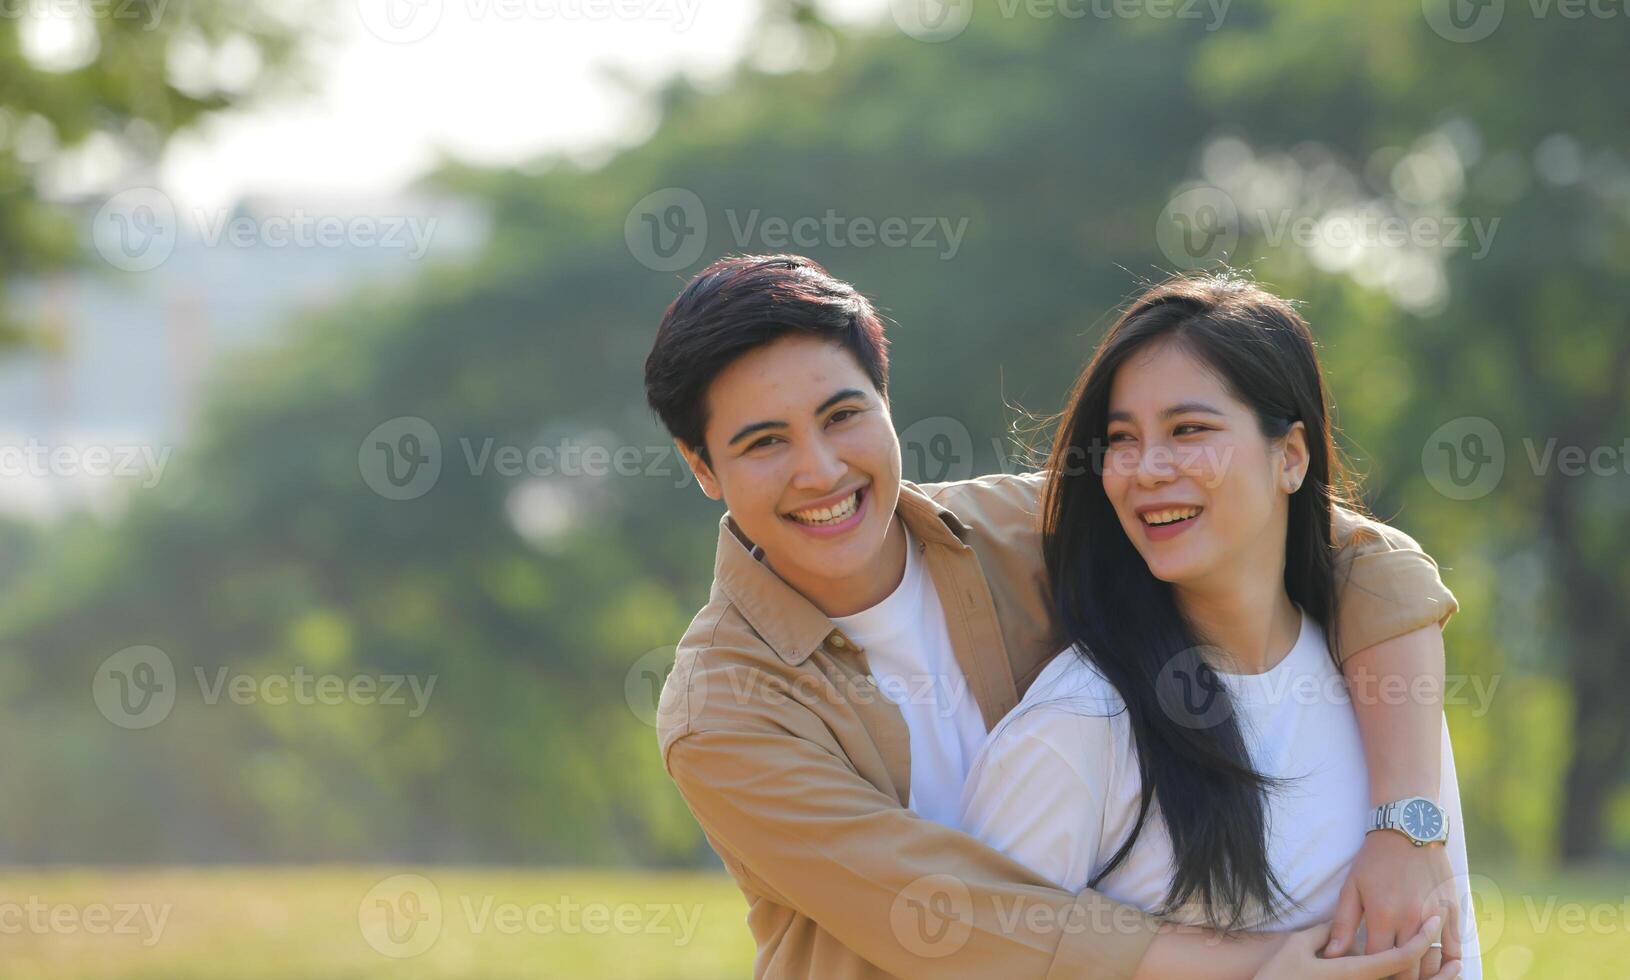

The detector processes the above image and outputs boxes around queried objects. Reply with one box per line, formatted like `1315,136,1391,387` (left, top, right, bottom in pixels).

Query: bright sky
157,0,884,210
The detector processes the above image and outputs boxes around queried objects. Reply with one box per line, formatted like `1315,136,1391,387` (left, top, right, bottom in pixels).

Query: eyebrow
726,388,870,447
1107,401,1225,423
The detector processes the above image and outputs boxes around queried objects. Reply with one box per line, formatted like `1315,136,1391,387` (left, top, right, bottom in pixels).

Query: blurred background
0,0,1625,976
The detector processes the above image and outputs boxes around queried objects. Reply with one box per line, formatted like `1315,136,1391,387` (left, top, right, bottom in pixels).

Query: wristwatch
1368,796,1450,847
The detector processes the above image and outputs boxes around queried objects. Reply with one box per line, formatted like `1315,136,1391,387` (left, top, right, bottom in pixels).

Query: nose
790,433,847,491
1135,439,1178,488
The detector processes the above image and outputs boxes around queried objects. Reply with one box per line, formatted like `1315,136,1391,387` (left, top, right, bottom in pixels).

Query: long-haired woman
959,273,1479,979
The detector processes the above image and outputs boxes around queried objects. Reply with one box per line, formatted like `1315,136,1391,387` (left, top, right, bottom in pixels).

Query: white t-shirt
958,610,1482,973
831,526,989,828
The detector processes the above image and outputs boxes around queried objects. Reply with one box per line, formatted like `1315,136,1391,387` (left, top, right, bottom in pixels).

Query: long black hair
1042,271,1356,931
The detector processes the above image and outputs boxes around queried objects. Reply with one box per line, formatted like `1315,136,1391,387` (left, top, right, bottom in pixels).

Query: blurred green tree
1,0,1623,869
0,0,310,339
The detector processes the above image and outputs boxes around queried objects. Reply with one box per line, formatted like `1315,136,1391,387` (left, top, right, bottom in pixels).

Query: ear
1278,420,1310,494
676,440,723,500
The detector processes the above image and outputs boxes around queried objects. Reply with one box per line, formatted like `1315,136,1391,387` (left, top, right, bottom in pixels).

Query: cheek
1103,445,1139,485
1101,467,1131,509
1175,439,1228,489
721,456,790,515
846,419,900,470
1204,446,1278,523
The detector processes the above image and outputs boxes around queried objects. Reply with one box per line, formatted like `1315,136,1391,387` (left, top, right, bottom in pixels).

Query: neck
1174,564,1302,676
782,514,909,618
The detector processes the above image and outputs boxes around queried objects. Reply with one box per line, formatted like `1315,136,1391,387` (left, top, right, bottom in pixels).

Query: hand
1327,830,1462,979
1256,916,1458,980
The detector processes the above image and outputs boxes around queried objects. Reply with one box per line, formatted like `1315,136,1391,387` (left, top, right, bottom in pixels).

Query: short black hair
644,254,890,464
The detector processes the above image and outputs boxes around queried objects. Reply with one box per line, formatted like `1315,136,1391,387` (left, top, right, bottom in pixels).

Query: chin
1137,547,1213,586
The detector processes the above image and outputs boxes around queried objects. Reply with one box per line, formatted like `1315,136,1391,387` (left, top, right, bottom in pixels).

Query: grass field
0,866,1623,978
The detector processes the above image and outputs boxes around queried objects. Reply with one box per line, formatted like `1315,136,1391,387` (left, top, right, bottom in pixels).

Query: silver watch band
1369,797,1449,845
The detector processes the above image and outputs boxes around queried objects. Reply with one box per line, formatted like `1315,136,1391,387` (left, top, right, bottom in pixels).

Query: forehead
1108,339,1234,410
704,334,874,421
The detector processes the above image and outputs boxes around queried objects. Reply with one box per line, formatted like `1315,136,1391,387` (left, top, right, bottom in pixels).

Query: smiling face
678,333,905,616
1101,338,1308,594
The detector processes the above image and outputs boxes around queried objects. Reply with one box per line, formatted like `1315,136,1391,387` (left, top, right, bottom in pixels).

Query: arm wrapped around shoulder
1330,507,1459,665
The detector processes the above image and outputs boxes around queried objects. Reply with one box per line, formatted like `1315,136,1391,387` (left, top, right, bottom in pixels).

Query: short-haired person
646,255,1466,979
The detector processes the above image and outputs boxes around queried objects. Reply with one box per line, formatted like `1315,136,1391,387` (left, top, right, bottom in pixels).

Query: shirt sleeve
959,706,1123,897
1331,506,1459,664
666,725,1158,980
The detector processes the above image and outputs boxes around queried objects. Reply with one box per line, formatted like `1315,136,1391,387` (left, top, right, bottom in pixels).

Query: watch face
1401,799,1444,840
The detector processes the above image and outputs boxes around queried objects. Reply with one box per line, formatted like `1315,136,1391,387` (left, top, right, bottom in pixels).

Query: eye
747,435,783,452
828,408,860,425
1107,430,1135,443
1173,423,1212,437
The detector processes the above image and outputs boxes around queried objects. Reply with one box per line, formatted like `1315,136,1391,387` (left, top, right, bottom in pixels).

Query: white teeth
790,491,860,526
1143,506,1202,526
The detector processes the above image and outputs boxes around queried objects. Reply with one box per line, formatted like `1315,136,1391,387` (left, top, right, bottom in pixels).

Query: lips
1135,503,1204,542
1139,505,1203,527
784,486,866,527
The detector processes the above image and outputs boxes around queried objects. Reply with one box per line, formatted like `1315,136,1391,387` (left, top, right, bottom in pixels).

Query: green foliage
0,0,312,336
1,1,1624,869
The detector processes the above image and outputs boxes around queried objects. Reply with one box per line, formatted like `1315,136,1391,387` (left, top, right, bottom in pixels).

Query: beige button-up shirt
657,471,1456,979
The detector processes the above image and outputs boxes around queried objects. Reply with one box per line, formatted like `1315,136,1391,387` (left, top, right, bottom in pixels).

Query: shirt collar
713,481,971,666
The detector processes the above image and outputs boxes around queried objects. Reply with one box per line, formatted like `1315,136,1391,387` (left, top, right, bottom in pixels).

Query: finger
1300,920,1335,952
1440,893,1463,964
1394,906,1425,980
1326,880,1363,957
1424,959,1461,980
1418,945,1443,979
1366,915,1396,964
1338,916,1442,980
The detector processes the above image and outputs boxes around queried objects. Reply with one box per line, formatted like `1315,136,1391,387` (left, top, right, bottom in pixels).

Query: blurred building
0,193,490,521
